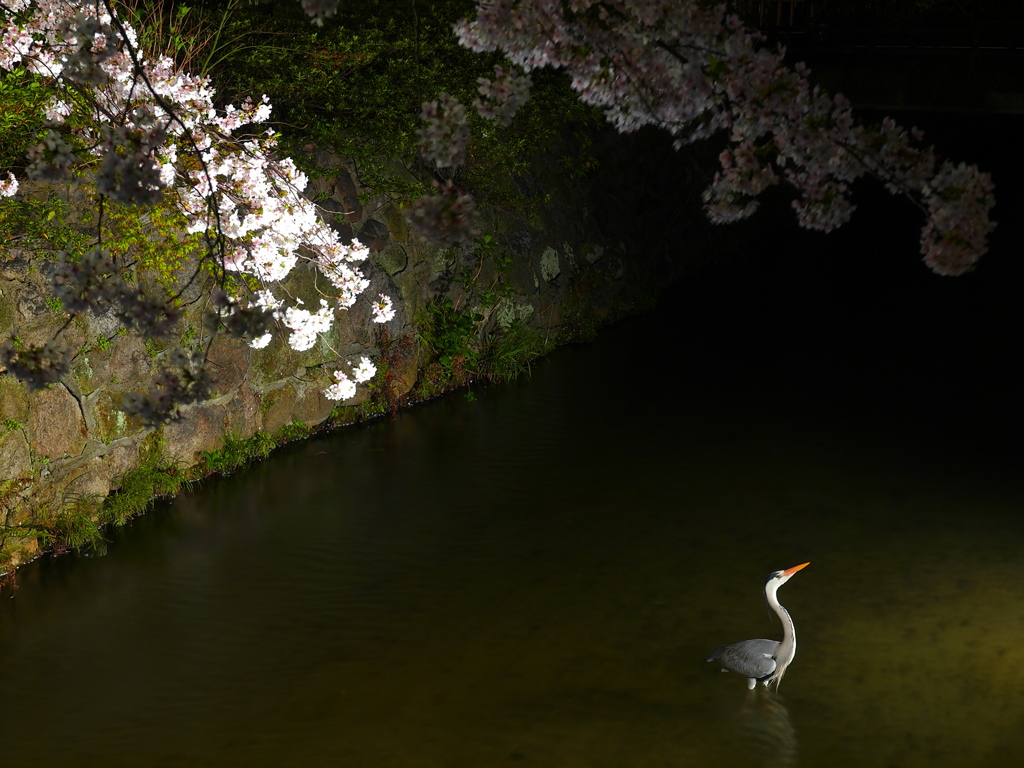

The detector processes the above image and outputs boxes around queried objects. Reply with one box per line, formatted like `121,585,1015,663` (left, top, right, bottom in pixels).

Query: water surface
3,167,1024,767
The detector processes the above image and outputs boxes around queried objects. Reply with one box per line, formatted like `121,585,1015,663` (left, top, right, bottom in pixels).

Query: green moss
273,419,311,443
73,355,96,395
382,205,410,242
144,338,165,358
0,291,14,333
93,391,143,443
251,331,300,385
199,431,276,475
0,375,29,423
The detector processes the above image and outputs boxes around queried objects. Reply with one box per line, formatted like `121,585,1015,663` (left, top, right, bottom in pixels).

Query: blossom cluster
451,0,996,274
25,129,81,185
418,93,471,170
211,289,272,345
324,356,378,401
299,0,341,27
281,300,335,352
920,162,997,276
1,0,394,412
370,294,396,324
94,110,168,206
52,7,122,85
474,65,532,126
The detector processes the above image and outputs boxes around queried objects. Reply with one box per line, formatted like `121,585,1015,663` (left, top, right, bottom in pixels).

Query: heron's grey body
707,563,807,690
707,638,783,689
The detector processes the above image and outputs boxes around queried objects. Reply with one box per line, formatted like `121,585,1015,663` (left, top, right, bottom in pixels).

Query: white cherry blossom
324,370,357,401
371,294,396,324
0,1,382,404
351,356,377,383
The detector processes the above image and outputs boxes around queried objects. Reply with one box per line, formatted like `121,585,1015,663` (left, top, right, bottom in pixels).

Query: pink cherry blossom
450,0,996,275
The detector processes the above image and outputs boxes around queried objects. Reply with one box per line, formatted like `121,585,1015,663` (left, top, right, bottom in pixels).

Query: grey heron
707,562,810,690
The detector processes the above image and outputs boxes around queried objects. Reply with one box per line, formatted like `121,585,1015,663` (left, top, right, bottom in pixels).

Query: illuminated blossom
324,370,357,401
282,300,334,352
44,99,72,123
0,1,384,408
249,333,273,350
371,294,396,324
351,356,377,383
0,172,17,198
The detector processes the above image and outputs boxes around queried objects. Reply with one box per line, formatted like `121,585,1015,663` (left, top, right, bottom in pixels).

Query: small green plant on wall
416,297,482,387
3,496,108,562
100,198,208,288
482,321,552,381
200,432,277,476
100,433,185,526
45,499,108,556
274,420,312,443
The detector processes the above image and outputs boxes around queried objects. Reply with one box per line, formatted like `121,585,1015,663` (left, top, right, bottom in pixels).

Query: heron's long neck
767,584,796,668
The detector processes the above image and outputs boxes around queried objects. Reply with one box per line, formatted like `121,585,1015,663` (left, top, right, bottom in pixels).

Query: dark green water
3,174,1024,767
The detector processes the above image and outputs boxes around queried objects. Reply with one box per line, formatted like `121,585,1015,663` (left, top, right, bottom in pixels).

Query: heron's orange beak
783,562,810,576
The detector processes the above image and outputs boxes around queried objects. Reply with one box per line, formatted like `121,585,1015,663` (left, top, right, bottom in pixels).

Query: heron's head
765,562,810,588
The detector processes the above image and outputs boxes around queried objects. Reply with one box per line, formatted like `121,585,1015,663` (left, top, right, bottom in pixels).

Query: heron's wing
707,639,779,679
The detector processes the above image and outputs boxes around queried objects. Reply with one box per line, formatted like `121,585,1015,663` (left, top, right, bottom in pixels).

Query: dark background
660,107,1024,472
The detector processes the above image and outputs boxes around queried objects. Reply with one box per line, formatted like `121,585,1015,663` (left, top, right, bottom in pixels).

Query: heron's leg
747,678,757,690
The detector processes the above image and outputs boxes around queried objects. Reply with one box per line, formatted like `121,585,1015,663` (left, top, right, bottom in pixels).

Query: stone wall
1,139,700,574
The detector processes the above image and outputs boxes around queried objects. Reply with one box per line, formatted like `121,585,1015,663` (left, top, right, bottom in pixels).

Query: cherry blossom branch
1,0,393,420
449,0,995,275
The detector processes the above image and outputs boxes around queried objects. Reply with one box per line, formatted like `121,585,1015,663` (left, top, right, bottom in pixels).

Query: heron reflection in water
732,689,799,768
707,562,809,690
